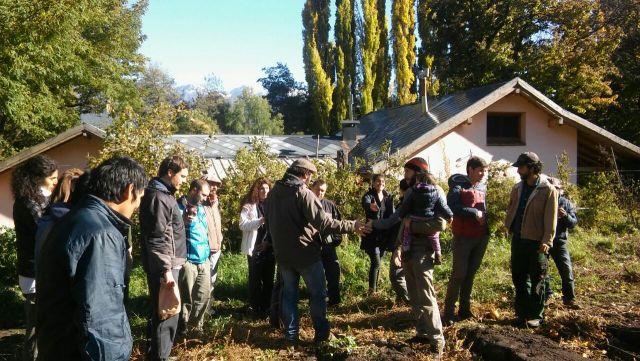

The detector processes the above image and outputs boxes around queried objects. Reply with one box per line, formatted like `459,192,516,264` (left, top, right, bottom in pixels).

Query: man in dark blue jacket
545,177,579,309
36,156,147,361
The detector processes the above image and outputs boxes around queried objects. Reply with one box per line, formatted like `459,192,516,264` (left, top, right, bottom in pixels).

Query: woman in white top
239,178,274,316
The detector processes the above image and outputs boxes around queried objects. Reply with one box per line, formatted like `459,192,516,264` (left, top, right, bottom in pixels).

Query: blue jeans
280,261,329,342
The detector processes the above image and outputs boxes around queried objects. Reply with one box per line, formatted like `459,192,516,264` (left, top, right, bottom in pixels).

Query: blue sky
140,0,308,91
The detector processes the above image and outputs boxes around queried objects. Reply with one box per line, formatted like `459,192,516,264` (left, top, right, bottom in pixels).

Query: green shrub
0,227,17,287
486,162,516,238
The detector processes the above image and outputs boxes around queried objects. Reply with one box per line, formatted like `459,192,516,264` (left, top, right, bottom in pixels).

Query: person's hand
354,220,372,236
162,270,176,288
558,207,567,218
539,243,550,254
392,248,402,267
369,201,379,212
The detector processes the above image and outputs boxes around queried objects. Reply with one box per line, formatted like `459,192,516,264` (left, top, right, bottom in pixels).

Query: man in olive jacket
504,152,558,328
264,159,369,346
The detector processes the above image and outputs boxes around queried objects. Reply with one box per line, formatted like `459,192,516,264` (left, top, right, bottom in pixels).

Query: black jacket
36,195,133,361
13,196,47,278
317,198,344,247
404,183,453,220
139,178,186,275
360,189,395,251
555,195,578,242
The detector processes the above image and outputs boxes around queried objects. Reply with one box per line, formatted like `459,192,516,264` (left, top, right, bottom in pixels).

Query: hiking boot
526,318,543,328
284,338,299,351
441,314,455,326
563,300,582,310
458,310,475,321
431,339,445,358
406,335,430,344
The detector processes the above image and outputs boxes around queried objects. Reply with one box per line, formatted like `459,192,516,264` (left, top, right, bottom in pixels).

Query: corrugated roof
349,81,508,162
170,134,344,159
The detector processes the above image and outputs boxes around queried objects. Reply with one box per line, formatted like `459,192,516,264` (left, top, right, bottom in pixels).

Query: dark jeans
280,261,329,342
366,247,385,292
321,245,341,305
511,236,548,320
146,268,180,361
366,247,409,300
248,254,276,314
269,266,283,328
444,235,489,317
23,293,37,361
544,239,575,303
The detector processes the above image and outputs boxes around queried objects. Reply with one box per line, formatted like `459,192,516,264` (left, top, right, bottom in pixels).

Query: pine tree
392,0,417,105
303,0,334,134
373,0,391,109
334,0,356,122
360,0,379,114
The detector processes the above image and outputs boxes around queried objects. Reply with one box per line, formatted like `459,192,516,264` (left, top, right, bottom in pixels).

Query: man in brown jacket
203,173,223,302
504,152,558,328
264,159,369,346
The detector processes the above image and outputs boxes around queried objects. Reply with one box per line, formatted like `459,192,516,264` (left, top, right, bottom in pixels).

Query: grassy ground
1,228,639,360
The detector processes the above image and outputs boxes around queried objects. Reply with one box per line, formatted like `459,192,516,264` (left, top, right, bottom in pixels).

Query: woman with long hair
35,168,87,264
239,177,274,317
11,154,58,361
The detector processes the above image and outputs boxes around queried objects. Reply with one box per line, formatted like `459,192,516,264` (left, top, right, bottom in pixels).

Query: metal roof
170,134,344,180
349,81,508,161
170,134,344,159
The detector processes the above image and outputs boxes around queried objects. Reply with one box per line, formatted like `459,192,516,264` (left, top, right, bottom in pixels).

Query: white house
347,77,640,182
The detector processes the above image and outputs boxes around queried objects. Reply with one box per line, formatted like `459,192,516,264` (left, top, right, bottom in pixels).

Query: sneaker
434,252,442,265
563,300,582,310
526,318,542,328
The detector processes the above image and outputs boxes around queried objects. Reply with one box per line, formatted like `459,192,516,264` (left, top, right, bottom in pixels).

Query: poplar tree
334,0,356,121
360,0,379,114
372,0,391,109
392,0,417,105
303,0,334,134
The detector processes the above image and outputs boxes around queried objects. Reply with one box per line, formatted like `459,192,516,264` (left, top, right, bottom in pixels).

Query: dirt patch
462,325,589,361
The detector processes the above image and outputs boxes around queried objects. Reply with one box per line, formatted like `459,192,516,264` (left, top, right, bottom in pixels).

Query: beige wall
413,93,578,181
0,135,103,227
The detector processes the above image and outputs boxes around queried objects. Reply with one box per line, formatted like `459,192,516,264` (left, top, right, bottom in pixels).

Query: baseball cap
512,152,540,167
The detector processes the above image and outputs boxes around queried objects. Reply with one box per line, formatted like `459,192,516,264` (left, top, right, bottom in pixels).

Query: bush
486,162,516,238
0,227,17,287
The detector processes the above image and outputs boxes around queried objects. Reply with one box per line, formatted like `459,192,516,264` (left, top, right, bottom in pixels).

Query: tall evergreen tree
360,0,380,114
373,0,391,109
392,0,417,105
303,0,334,134
334,0,356,121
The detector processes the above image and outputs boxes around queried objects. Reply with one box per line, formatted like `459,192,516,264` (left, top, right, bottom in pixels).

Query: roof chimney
418,69,429,113
341,120,360,142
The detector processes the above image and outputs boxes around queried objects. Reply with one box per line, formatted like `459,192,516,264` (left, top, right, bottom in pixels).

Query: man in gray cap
264,158,370,347
505,152,558,328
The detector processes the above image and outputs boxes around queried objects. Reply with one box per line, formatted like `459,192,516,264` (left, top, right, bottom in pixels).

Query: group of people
10,150,580,360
